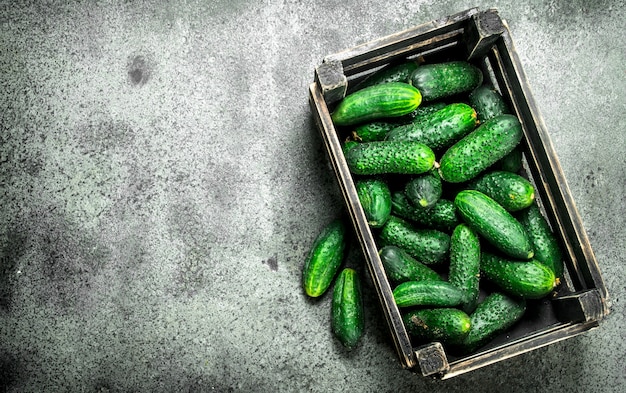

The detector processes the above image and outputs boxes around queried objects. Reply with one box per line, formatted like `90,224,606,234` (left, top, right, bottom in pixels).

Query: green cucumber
355,178,392,228
391,192,459,232
466,170,535,212
439,114,524,183
351,103,449,143
393,280,467,308
357,60,420,89
403,308,471,344
495,146,523,173
379,245,443,284
409,61,483,102
517,203,564,280
379,216,450,265
331,268,364,350
385,103,479,151
448,224,481,313
344,140,435,176
454,190,534,260
468,85,510,123
458,292,526,353
481,251,557,299
331,82,422,126
404,170,442,209
302,219,347,297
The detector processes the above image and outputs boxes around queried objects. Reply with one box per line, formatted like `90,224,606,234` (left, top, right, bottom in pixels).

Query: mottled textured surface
1,0,625,392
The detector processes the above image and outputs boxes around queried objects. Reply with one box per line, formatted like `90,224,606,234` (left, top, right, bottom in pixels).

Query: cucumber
480,251,557,299
357,60,419,89
331,268,364,350
448,224,481,313
409,61,483,102
302,219,347,297
391,192,459,232
351,103,448,142
379,245,443,284
458,292,526,353
493,146,523,173
517,203,564,280
393,280,467,308
403,308,471,345
331,82,422,126
355,178,392,228
454,190,534,260
385,103,479,151
404,170,442,209
468,85,510,123
439,114,524,183
466,170,535,212
379,216,450,265
344,140,435,176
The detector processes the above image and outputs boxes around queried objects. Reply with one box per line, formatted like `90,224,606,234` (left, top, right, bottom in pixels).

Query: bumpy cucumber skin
403,308,471,344
481,251,557,299
466,170,535,212
331,82,422,126
494,146,523,173
302,219,347,297
448,224,481,314
410,61,483,102
439,114,523,183
344,141,435,176
393,280,467,308
385,103,479,151
355,178,392,228
454,190,534,260
379,216,450,265
357,60,420,89
391,192,459,232
405,171,442,209
468,85,510,123
459,292,526,353
331,268,364,350
379,245,442,284
518,203,564,279
353,121,398,143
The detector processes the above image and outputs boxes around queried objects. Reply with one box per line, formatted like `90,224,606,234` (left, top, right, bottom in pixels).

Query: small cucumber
355,178,392,228
393,280,467,308
409,61,483,102
404,170,442,209
357,60,420,89
331,82,422,126
439,114,524,183
494,146,523,173
379,216,450,265
517,203,564,280
403,308,471,345
448,224,481,313
344,140,435,176
468,85,510,123
385,103,479,151
331,268,364,350
391,192,459,232
481,251,557,299
302,219,347,297
466,170,535,212
454,190,534,260
458,292,526,353
379,245,443,284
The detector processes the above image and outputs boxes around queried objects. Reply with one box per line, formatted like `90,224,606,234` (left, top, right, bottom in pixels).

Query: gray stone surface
1,0,624,392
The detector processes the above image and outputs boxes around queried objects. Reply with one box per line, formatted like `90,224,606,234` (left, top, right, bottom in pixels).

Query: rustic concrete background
1,0,625,392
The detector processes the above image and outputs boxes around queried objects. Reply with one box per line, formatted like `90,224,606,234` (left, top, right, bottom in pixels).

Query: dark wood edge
441,321,599,379
308,82,416,369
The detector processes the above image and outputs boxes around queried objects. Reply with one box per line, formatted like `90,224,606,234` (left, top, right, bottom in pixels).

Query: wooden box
308,8,609,379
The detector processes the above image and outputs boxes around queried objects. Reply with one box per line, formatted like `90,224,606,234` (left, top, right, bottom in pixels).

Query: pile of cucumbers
303,59,564,354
